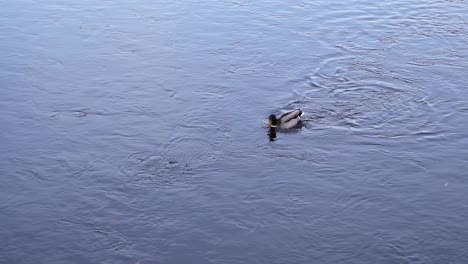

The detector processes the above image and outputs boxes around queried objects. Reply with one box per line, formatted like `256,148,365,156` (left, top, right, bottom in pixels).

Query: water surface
1,0,468,263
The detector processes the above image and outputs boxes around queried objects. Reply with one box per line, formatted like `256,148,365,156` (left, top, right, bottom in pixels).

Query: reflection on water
1,0,468,263
268,127,276,141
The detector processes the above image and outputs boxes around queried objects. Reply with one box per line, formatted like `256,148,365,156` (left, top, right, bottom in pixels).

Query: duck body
268,109,304,129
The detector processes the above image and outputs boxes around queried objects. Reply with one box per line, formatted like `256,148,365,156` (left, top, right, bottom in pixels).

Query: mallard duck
268,109,304,129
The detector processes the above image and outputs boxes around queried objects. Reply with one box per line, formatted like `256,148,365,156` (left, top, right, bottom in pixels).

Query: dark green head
268,115,277,128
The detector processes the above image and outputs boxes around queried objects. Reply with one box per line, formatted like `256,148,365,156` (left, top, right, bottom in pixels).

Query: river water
1,0,468,263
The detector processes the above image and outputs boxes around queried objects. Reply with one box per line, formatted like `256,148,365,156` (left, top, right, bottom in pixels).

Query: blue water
1,0,468,263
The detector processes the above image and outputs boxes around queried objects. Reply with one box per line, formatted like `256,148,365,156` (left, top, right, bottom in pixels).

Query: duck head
268,114,277,128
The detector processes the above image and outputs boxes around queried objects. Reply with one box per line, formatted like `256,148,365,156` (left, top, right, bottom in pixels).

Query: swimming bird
268,109,304,129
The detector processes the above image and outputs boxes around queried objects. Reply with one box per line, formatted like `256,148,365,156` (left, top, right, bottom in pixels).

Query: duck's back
279,110,303,129
279,110,302,122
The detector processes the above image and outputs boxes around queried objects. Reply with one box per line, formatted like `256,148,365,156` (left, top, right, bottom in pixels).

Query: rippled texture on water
1,0,468,263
